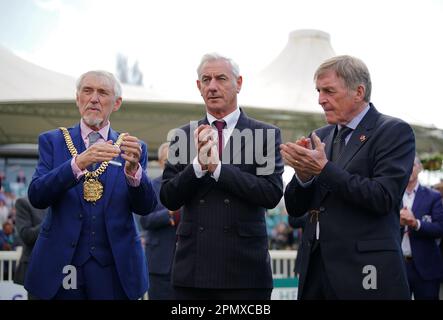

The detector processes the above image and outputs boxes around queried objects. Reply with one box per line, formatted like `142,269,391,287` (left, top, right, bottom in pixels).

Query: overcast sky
1,0,442,128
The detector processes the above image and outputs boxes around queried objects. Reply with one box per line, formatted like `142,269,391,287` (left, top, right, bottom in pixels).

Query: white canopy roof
241,29,335,112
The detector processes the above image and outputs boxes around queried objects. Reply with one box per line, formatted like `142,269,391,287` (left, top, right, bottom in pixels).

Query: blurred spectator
270,222,293,250
13,197,47,293
0,192,9,225
0,171,4,191
401,156,443,300
16,170,26,184
140,142,178,300
0,221,20,251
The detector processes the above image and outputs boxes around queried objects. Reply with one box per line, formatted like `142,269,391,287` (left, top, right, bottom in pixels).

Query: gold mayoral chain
60,127,125,202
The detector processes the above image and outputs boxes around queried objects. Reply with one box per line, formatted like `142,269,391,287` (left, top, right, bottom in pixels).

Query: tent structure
1,30,442,159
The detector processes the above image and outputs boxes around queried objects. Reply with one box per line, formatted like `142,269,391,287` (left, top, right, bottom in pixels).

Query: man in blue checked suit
25,70,157,300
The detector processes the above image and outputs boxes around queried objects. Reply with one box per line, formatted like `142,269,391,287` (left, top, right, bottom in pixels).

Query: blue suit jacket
408,185,443,280
285,104,415,299
140,176,177,275
160,109,284,289
25,123,157,299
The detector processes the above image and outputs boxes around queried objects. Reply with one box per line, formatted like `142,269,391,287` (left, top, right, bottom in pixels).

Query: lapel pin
359,135,366,142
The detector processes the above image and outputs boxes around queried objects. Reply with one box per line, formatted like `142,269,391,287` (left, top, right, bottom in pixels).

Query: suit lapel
226,109,250,163
411,186,423,219
317,105,379,204
336,104,378,169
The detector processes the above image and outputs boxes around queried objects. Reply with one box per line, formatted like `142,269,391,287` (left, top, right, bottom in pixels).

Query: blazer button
199,226,204,232
224,199,230,204
223,226,230,233
71,242,76,248
199,199,205,204
79,214,83,219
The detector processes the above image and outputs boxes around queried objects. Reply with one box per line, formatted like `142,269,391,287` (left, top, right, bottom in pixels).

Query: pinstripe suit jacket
160,110,284,288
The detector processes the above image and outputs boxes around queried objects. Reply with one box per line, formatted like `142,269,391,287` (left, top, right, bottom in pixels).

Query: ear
354,84,365,102
113,96,123,112
236,76,243,93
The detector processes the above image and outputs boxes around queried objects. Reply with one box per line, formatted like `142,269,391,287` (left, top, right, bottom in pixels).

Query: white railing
269,249,297,278
0,247,22,282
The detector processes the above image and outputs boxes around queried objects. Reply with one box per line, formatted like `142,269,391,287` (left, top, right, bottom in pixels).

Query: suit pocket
356,238,398,252
237,222,267,237
176,222,193,237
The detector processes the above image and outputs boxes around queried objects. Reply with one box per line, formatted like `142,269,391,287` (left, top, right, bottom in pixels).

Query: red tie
213,120,226,160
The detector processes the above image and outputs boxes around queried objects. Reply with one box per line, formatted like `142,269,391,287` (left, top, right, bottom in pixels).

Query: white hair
76,70,122,99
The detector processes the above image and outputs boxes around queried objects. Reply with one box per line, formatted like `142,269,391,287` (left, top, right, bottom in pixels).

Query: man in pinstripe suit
160,53,284,300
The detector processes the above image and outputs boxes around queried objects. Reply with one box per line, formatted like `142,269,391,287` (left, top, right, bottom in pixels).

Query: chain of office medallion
59,127,124,179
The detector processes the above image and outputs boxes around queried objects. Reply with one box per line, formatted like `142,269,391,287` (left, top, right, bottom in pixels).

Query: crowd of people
1,53,443,300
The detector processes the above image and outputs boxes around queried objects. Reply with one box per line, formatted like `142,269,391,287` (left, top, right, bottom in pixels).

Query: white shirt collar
206,107,241,130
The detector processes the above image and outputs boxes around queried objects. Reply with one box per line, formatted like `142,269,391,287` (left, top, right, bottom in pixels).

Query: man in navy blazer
160,53,284,300
400,156,443,299
281,55,415,299
140,142,179,300
25,70,157,299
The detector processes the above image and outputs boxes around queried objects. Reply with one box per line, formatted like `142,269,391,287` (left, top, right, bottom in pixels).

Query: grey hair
197,52,241,80
76,70,122,100
157,142,170,161
314,55,372,102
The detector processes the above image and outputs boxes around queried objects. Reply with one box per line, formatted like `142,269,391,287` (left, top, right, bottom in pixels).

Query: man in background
140,142,179,300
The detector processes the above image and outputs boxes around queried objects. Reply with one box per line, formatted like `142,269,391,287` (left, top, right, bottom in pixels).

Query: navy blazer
140,176,177,275
25,123,157,299
160,109,284,289
285,104,415,299
407,185,443,280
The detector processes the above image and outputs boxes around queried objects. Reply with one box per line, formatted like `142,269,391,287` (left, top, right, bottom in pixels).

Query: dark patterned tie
331,126,353,162
88,131,101,169
213,120,226,160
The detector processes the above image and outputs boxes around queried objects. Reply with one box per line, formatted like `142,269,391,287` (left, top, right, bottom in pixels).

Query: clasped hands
194,124,219,173
75,133,142,175
280,132,328,182
400,207,418,229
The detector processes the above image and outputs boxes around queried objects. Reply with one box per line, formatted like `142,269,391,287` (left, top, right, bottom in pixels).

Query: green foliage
421,153,443,171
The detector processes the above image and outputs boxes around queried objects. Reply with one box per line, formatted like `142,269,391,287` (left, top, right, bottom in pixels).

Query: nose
208,78,218,91
90,91,100,103
318,91,327,105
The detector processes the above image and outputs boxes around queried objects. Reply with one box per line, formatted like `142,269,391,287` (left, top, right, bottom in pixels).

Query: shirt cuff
71,157,87,180
295,174,314,188
125,164,142,187
193,156,207,178
415,219,421,231
211,162,222,181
